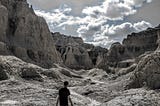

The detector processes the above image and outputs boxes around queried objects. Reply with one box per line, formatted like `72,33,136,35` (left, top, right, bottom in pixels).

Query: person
56,81,73,106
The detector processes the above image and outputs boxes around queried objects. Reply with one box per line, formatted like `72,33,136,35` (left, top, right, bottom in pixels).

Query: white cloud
133,21,152,31
27,0,100,15
82,0,152,20
85,21,152,48
106,21,152,37
33,0,155,48
127,0,160,26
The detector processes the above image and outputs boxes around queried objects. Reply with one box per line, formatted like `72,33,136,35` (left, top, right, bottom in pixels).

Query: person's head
64,81,69,87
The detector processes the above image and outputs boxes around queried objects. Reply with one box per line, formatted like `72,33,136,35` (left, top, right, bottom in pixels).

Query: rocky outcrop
97,26,160,71
88,46,108,66
117,59,135,68
96,42,132,71
52,32,108,69
123,27,159,57
52,25,160,71
0,55,81,81
106,88,160,106
0,54,160,106
20,67,42,81
52,32,93,69
52,32,84,45
0,0,62,68
129,51,160,89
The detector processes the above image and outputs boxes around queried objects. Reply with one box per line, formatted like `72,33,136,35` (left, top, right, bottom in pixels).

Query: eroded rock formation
97,26,160,70
1,0,160,106
52,32,108,69
0,0,62,68
129,51,160,89
123,27,159,57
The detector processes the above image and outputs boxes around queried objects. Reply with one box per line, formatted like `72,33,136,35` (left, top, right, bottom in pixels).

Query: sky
27,0,160,48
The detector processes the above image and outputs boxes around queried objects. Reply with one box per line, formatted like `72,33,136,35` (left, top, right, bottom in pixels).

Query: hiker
56,81,73,106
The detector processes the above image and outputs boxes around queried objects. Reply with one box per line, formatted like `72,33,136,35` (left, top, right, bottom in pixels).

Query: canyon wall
0,0,62,68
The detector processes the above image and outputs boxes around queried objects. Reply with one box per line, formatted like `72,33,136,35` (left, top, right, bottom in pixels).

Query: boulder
41,69,61,79
20,67,42,81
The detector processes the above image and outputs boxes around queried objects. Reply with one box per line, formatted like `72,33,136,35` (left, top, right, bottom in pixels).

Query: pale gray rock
0,55,160,106
52,32,108,70
106,88,160,106
97,26,160,71
97,42,131,71
123,27,159,57
0,0,160,106
52,32,94,69
41,69,61,79
116,63,137,76
0,55,80,81
130,51,160,89
0,55,43,80
88,46,108,66
117,59,135,68
0,0,62,68
63,46,93,69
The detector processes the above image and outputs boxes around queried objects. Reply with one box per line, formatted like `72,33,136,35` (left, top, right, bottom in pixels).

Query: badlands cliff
0,0,160,106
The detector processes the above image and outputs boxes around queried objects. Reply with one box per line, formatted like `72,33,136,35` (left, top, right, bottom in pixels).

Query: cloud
127,0,160,26
27,0,100,16
84,21,152,48
82,0,152,20
32,0,155,48
105,21,152,37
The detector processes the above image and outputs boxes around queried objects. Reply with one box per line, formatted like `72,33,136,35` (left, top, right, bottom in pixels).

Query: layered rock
52,32,108,69
97,26,160,71
129,51,160,89
52,32,93,69
0,0,62,68
123,27,159,57
96,42,132,71
88,46,108,66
